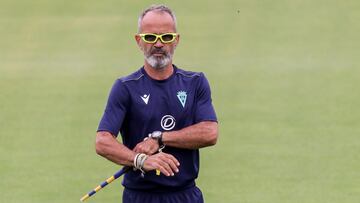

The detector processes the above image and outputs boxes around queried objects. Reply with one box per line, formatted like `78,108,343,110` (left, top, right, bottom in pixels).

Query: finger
152,155,174,176
133,143,146,153
143,148,153,155
162,153,180,167
133,145,140,153
156,163,173,177
166,157,179,173
133,144,148,154
142,156,170,176
167,156,180,173
159,154,179,175
144,140,159,154
157,154,179,175
156,157,174,176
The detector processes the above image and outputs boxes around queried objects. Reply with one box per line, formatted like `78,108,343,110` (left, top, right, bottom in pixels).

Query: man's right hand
142,152,180,177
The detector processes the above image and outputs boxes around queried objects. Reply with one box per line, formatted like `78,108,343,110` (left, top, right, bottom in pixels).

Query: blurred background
0,0,359,202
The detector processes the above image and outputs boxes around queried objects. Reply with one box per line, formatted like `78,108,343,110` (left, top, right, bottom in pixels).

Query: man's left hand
133,138,159,155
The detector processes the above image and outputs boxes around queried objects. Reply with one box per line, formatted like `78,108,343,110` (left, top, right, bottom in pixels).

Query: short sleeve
194,73,217,123
97,79,129,136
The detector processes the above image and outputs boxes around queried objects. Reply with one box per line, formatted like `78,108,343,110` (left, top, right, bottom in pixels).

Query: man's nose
154,38,164,47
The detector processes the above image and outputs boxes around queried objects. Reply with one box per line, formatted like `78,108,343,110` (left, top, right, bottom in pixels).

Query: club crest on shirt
177,91,187,108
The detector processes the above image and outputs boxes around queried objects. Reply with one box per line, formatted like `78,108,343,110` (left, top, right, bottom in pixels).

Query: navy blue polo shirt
98,65,217,192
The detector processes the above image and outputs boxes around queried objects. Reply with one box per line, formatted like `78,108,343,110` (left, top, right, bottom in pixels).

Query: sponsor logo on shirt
161,115,176,130
140,94,150,104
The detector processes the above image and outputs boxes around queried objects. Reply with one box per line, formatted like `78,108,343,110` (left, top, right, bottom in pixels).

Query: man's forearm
95,131,136,166
96,131,180,176
162,121,218,149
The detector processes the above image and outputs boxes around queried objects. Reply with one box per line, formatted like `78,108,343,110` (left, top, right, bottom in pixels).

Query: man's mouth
153,53,164,56
151,49,166,56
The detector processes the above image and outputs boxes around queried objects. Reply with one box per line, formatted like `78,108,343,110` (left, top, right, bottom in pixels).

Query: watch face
152,131,162,139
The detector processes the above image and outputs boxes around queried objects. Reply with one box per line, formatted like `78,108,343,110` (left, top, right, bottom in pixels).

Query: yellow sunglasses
138,33,178,44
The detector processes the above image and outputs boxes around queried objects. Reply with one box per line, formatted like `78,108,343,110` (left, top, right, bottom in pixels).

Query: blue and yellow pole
80,167,130,202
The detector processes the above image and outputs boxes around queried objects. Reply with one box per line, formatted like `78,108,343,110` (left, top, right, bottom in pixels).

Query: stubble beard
144,48,174,70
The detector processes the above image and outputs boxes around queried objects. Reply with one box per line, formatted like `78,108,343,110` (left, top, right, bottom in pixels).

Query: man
95,4,218,203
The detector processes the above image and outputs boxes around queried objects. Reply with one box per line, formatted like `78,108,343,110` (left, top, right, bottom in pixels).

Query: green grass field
1,0,359,202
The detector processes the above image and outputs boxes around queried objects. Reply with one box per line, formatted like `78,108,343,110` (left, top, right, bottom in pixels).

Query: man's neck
144,63,174,80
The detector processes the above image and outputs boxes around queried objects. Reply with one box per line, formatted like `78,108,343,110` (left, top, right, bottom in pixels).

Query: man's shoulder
175,66,203,79
118,68,144,83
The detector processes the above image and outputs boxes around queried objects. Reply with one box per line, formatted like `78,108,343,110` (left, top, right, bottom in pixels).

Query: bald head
138,5,177,33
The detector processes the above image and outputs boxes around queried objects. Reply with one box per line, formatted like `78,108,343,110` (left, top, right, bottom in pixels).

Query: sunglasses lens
144,34,157,42
161,34,175,42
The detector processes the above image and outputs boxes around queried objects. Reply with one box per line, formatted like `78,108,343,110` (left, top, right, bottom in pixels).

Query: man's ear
135,34,142,48
175,34,180,46
135,35,145,51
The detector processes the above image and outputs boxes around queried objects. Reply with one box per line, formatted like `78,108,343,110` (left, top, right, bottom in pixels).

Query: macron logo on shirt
141,94,150,104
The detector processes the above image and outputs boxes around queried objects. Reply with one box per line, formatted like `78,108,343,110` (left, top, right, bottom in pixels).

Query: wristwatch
148,131,164,147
